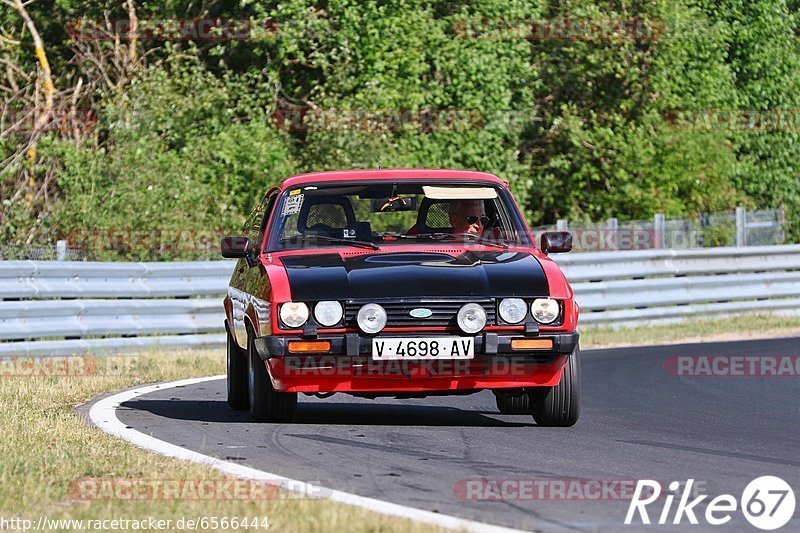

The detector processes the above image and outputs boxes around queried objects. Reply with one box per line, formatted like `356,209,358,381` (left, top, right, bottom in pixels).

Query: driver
449,200,490,236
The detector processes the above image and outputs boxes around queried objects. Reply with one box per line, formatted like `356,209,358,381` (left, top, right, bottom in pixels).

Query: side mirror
540,231,572,254
221,236,254,258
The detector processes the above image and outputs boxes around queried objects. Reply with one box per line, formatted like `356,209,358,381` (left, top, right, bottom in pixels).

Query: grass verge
580,313,800,349
0,350,445,533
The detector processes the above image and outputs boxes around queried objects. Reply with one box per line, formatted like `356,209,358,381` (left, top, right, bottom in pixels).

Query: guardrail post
606,217,618,250
736,207,746,247
653,213,665,249
556,219,568,231
56,240,68,261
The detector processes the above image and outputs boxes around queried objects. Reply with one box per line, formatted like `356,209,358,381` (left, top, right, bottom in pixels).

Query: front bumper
254,331,579,393
255,331,578,359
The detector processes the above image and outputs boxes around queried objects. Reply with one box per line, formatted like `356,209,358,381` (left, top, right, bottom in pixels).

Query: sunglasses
465,215,491,226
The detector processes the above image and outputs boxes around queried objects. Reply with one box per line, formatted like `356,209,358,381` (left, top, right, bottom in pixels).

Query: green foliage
48,60,296,259
2,0,799,258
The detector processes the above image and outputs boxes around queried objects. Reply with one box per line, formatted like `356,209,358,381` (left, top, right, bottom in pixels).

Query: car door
230,189,279,348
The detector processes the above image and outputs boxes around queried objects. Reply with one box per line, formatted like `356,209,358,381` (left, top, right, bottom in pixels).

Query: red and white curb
88,375,527,533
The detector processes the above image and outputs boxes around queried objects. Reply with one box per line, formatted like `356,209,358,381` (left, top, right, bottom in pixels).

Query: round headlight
280,302,309,328
498,298,527,324
357,303,387,334
314,301,343,327
531,298,560,324
457,303,487,334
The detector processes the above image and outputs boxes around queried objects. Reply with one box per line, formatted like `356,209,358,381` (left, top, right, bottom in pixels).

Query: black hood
281,251,549,300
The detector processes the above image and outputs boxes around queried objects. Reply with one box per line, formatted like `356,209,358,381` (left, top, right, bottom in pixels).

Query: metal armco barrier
1,244,799,356
555,245,800,325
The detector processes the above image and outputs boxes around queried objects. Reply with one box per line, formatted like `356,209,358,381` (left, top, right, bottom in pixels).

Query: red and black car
222,169,580,426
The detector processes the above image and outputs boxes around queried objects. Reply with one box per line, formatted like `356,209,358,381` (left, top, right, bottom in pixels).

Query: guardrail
2,244,799,355
556,245,800,325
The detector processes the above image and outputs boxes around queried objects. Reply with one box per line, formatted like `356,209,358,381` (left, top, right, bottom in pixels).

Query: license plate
371,337,475,360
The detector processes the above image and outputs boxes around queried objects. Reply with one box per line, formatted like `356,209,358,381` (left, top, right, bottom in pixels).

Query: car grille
344,299,496,328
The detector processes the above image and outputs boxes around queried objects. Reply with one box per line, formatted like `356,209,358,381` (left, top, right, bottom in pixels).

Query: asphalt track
112,337,800,532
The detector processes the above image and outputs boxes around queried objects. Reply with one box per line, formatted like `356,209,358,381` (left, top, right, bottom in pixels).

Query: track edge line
87,375,527,533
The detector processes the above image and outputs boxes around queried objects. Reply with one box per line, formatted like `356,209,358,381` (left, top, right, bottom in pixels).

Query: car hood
280,250,549,300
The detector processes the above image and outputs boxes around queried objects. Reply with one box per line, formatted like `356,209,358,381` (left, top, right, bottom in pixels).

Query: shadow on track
119,399,536,427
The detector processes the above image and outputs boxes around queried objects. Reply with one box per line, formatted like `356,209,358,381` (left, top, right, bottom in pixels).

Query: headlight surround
279,302,309,328
531,298,560,324
457,303,487,334
357,303,387,334
498,298,527,324
313,301,343,327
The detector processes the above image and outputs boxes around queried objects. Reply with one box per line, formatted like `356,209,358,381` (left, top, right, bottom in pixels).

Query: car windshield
269,181,530,251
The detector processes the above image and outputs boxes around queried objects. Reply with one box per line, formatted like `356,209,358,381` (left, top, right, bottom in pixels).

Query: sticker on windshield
282,193,304,215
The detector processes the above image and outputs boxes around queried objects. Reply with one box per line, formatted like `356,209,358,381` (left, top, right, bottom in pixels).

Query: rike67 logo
625,477,795,530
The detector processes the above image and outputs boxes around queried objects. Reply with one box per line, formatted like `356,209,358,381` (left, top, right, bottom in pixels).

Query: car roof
280,169,507,189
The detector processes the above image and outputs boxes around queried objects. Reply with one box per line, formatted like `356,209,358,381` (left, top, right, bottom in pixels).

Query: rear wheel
531,345,581,427
494,390,533,414
247,329,297,422
226,328,248,410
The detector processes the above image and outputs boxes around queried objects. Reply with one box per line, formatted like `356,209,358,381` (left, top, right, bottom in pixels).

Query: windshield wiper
402,232,453,241
397,232,509,250
282,234,379,250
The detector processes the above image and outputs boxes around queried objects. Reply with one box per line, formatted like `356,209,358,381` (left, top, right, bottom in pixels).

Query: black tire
495,390,533,414
226,328,248,410
532,345,581,427
247,329,297,423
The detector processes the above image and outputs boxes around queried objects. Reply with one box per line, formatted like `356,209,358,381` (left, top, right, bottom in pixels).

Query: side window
243,191,277,252
256,193,279,251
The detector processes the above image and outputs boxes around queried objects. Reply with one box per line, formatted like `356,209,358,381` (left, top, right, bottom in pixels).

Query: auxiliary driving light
357,303,387,334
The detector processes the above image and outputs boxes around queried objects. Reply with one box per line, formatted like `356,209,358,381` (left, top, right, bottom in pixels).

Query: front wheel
247,330,297,423
531,345,581,427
